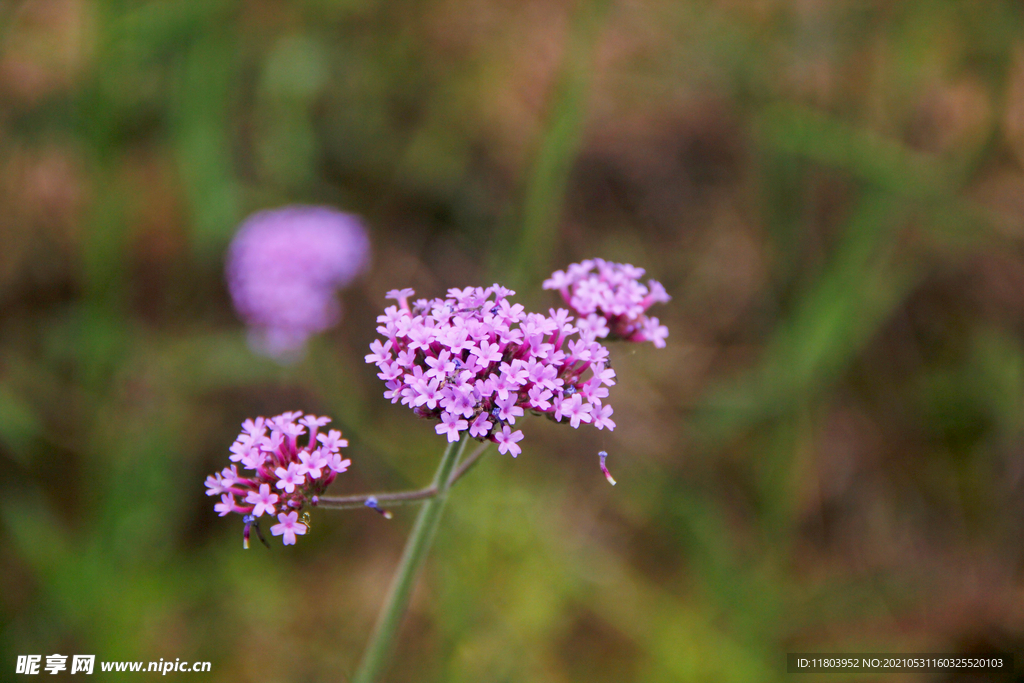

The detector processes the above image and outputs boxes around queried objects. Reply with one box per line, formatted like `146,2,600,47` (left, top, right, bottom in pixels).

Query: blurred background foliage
3,0,1024,681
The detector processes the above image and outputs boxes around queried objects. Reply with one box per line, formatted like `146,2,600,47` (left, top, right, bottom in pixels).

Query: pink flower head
205,411,351,546
367,283,622,456
543,259,669,347
270,511,308,546
226,206,371,360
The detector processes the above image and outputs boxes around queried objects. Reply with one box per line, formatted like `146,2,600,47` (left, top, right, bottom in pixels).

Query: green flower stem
351,435,469,683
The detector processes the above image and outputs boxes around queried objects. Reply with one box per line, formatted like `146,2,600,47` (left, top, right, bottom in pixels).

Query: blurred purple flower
226,206,370,359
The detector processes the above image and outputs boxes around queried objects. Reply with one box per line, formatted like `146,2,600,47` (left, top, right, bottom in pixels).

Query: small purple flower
270,511,308,546
590,401,616,431
317,429,348,451
246,484,279,518
494,393,524,424
299,414,331,442
327,453,352,473
226,206,371,360
560,394,593,429
365,339,393,365
436,411,468,442
495,426,524,457
205,472,230,497
415,378,442,410
543,259,669,347
215,493,237,517
425,349,455,380
297,449,329,479
206,411,351,546
472,342,502,366
469,412,493,438
527,385,553,411
274,463,306,494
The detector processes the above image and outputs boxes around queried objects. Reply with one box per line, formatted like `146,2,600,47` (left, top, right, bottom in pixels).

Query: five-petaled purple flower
544,259,670,348
366,284,622,457
205,411,351,547
271,511,308,546
226,206,371,359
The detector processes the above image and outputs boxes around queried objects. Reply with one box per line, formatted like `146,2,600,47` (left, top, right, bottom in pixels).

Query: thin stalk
316,486,437,510
317,442,490,511
350,435,469,683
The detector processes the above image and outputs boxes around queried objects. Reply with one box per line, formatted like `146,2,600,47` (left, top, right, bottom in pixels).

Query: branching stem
316,440,490,511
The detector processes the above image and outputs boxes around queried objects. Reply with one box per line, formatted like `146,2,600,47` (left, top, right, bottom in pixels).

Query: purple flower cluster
543,259,670,348
204,411,351,546
226,206,371,359
366,286,618,458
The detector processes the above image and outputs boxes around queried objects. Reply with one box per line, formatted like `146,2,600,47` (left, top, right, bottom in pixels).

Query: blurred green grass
3,0,1024,681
